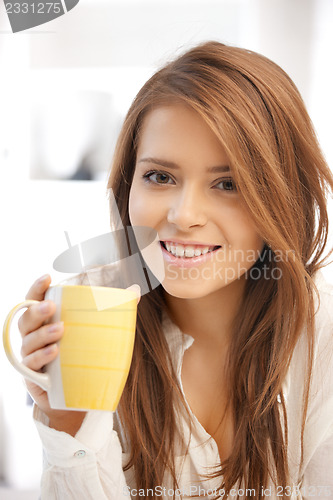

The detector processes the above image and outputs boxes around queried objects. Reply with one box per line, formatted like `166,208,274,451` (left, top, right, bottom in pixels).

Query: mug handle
3,300,51,391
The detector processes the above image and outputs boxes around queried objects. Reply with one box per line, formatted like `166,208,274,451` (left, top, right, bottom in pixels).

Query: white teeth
176,246,185,257
184,246,195,257
163,242,216,258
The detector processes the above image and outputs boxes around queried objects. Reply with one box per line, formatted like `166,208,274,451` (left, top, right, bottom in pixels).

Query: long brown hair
107,41,333,498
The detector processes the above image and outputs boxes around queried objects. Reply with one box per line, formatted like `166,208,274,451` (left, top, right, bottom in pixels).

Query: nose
167,185,208,229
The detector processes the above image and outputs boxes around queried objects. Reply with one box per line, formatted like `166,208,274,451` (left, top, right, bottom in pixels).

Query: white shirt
33,270,333,499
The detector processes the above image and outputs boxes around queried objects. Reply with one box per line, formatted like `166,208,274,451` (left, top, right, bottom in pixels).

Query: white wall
0,0,333,490
0,181,111,488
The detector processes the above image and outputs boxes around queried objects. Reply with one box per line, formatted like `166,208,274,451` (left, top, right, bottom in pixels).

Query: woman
20,42,333,499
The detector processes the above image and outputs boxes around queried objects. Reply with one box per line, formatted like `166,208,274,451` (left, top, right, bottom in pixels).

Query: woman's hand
18,274,85,436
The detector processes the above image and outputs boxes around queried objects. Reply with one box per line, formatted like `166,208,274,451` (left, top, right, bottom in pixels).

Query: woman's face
129,103,264,299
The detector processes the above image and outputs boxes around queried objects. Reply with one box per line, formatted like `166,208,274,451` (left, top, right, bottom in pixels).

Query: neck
164,276,246,350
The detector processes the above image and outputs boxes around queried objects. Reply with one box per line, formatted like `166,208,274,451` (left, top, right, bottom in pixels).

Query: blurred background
0,0,333,497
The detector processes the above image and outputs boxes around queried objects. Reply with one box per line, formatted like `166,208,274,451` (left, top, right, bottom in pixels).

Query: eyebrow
137,157,230,174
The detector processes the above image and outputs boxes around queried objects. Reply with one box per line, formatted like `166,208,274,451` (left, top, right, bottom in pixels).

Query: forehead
136,103,230,166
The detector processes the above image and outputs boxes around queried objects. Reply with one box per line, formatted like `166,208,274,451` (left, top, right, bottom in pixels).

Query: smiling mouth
160,241,221,258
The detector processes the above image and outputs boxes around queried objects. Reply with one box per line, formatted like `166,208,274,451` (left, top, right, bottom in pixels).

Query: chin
161,279,217,299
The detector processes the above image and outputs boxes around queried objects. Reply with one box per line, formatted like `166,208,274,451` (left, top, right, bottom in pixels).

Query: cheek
242,221,264,253
228,208,263,249
129,182,158,227
128,188,141,226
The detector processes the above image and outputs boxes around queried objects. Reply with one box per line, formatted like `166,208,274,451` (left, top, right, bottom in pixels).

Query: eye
142,170,174,185
215,178,237,192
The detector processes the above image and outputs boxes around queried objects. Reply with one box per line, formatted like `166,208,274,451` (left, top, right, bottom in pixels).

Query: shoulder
286,269,333,418
312,269,333,327
289,270,333,369
298,270,333,432
311,270,333,359
286,270,333,472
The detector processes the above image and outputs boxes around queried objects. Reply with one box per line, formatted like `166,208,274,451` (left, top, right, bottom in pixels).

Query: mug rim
49,284,136,294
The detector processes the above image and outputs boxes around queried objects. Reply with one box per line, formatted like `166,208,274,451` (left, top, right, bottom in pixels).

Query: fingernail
39,302,50,314
132,284,141,295
44,344,56,355
48,322,63,333
38,274,49,284
127,284,141,298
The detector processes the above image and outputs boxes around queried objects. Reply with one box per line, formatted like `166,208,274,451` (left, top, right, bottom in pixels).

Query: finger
25,380,47,401
126,284,141,304
21,321,64,357
22,343,59,372
25,274,51,301
18,299,56,337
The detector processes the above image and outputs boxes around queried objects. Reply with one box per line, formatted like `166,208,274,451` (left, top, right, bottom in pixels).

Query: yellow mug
3,285,137,411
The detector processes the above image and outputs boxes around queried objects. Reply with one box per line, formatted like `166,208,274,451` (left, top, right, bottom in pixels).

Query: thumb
126,284,141,304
